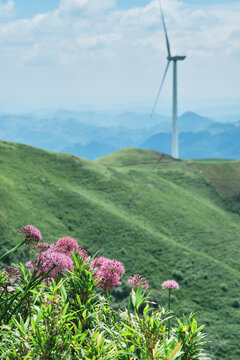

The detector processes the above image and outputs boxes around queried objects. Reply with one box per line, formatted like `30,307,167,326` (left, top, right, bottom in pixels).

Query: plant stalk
0,239,26,263
168,289,171,339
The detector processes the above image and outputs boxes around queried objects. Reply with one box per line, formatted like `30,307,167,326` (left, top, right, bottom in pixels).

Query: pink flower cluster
0,267,21,293
91,257,125,291
128,274,149,290
78,246,89,261
50,237,79,257
19,225,42,244
33,243,50,252
162,280,179,290
2,267,21,284
26,234,89,284
38,250,74,280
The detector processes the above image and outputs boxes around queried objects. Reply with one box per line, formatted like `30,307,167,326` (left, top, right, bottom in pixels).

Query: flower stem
168,289,171,339
105,289,111,307
0,239,26,263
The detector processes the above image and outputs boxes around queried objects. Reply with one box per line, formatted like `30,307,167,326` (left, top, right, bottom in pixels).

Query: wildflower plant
0,226,210,359
31,249,74,284
0,225,42,263
162,279,179,338
91,257,125,298
128,274,149,290
18,225,42,244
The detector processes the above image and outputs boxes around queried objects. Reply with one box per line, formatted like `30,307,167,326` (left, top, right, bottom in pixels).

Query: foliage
175,314,208,360
1,141,240,359
0,263,54,326
0,248,209,360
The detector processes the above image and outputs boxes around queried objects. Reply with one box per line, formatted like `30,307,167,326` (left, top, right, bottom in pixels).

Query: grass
1,141,240,359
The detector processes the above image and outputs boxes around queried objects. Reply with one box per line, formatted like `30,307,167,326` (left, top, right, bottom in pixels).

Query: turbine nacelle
167,56,186,61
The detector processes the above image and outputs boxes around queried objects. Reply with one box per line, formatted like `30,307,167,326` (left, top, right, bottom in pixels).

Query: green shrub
220,283,228,292
232,300,240,309
172,270,184,281
0,228,210,359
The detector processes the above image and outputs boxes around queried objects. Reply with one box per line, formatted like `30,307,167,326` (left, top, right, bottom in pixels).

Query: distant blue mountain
178,111,214,131
206,121,239,134
141,127,240,159
0,110,240,160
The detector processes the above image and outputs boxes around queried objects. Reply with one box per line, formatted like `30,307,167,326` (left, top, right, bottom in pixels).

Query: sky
0,0,239,114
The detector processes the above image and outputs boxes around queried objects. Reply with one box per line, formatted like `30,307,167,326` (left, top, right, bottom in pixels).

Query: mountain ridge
1,110,240,160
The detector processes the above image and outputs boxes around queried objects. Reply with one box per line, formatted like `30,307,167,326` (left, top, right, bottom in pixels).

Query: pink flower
6,286,15,292
33,242,50,253
0,267,21,293
50,236,79,256
91,257,125,291
97,271,121,291
78,246,89,261
90,257,108,271
18,225,42,244
32,250,73,283
0,286,15,292
2,267,21,284
101,259,125,277
26,260,35,272
162,280,179,290
128,274,149,290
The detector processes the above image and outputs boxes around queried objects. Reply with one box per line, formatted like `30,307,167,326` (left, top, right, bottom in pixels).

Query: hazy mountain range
0,109,239,160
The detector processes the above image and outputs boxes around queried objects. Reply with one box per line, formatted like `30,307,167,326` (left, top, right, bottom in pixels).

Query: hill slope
1,141,240,359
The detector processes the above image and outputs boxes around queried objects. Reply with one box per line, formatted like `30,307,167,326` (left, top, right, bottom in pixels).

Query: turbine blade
158,0,171,58
150,60,170,118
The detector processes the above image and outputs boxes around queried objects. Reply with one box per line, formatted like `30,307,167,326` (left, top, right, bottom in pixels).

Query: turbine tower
151,0,186,159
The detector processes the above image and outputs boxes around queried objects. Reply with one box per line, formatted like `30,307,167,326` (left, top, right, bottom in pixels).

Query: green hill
1,140,240,359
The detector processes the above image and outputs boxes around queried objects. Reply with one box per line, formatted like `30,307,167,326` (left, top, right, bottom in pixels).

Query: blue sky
13,0,240,15
12,0,240,14
0,0,239,113
14,0,58,18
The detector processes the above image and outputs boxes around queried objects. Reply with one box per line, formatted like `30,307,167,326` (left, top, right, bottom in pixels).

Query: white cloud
0,0,15,19
0,0,239,63
0,0,239,109
59,0,115,13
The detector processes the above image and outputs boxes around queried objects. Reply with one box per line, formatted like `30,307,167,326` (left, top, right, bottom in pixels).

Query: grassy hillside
1,140,240,359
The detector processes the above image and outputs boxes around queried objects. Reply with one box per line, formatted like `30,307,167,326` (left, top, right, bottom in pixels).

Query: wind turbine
151,0,186,159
